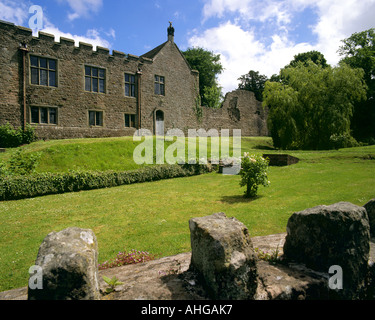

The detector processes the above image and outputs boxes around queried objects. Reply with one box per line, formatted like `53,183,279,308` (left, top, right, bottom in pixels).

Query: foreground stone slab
283,202,370,299
189,212,258,300
28,227,100,300
1,233,374,300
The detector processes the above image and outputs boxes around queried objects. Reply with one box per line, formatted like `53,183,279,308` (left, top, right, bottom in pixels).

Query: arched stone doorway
155,110,164,136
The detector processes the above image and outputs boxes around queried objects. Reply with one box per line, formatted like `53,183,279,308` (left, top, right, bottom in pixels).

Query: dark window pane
30,56,38,67
85,77,91,91
92,78,98,92
39,58,47,69
40,69,48,86
49,108,57,124
96,112,103,126
131,84,135,97
155,83,159,95
160,84,165,95
89,111,95,126
125,114,129,127
125,84,130,96
160,76,165,84
131,75,135,83
130,115,135,127
31,68,39,84
155,75,159,82
92,68,98,77
85,66,91,76
99,69,105,78
125,74,129,83
49,71,56,87
99,79,105,93
48,60,56,70
31,107,39,123
40,108,48,124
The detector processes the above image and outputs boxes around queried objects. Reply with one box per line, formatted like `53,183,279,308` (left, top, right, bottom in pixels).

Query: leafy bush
239,153,270,198
0,163,212,201
329,133,359,150
0,123,37,148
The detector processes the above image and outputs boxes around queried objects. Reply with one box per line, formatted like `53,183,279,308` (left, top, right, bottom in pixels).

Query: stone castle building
0,20,268,140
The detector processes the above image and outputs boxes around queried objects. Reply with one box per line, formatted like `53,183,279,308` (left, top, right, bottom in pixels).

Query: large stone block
283,202,370,299
189,212,258,300
28,227,100,300
364,199,375,237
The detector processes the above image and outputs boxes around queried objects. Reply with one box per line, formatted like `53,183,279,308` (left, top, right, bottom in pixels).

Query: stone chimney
167,21,174,42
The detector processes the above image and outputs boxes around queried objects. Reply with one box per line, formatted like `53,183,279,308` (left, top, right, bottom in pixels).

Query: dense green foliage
264,61,367,150
0,123,37,148
0,163,212,201
182,47,224,108
339,28,375,143
239,153,270,198
238,70,268,101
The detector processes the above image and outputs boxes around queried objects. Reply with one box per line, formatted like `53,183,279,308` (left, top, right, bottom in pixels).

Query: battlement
0,19,147,62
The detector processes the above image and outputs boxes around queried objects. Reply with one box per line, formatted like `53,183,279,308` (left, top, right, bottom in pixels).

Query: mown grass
0,137,374,292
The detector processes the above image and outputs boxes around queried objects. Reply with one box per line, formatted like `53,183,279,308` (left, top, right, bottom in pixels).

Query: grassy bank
0,137,374,292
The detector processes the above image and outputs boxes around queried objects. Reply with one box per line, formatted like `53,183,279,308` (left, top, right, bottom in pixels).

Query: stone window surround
84,65,107,94
154,75,165,96
88,110,105,127
125,73,136,98
29,54,58,88
29,105,58,125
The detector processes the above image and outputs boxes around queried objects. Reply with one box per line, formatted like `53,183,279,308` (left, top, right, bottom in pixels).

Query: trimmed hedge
0,163,212,201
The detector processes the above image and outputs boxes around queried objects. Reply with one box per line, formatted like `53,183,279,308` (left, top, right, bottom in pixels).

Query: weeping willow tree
263,61,367,150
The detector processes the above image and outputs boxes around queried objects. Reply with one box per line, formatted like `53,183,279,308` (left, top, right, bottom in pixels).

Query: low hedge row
0,163,212,201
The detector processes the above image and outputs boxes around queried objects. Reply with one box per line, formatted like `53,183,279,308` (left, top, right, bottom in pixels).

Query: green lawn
0,137,374,292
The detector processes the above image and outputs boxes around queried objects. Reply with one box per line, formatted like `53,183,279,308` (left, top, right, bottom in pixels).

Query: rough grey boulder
283,202,370,299
189,212,258,300
364,199,375,237
28,227,100,300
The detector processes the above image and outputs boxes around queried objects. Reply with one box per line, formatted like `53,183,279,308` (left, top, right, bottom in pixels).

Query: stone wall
0,20,268,141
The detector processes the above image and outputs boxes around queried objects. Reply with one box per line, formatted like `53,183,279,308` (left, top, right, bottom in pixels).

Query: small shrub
99,249,157,270
239,153,270,198
0,123,37,148
329,133,359,150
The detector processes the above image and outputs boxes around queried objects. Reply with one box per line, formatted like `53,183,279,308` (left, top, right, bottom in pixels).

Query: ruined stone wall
200,90,268,136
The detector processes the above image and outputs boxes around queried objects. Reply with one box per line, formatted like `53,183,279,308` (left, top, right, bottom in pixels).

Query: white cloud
0,0,28,25
42,19,111,49
189,21,313,93
194,0,375,93
57,0,103,21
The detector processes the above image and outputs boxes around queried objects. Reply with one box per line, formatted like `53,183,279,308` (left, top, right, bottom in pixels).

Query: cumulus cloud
42,19,111,49
0,0,28,25
194,0,375,93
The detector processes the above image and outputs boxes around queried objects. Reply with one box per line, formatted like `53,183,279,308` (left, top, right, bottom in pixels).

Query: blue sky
1,0,375,93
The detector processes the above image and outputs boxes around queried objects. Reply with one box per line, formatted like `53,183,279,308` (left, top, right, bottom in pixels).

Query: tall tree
287,50,329,68
264,61,367,150
182,47,224,108
339,28,375,142
237,70,268,101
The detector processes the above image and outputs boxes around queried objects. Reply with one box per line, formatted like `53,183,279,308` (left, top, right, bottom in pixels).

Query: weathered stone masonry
0,20,268,140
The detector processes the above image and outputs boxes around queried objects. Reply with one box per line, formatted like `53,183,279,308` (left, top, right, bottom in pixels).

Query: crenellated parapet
0,19,154,64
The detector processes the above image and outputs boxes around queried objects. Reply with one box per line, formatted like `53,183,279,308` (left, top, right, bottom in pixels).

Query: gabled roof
141,40,198,74
141,41,168,59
